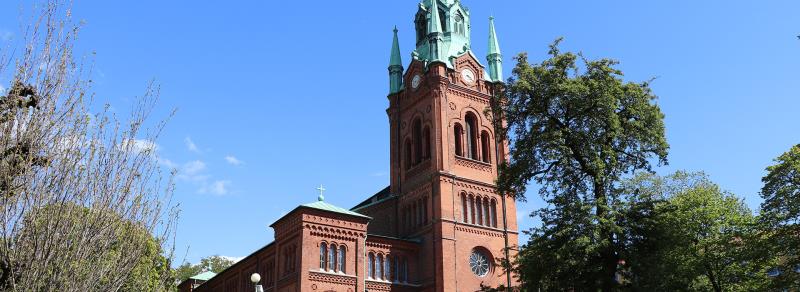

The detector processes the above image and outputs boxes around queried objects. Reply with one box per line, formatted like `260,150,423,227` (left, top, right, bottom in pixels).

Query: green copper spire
427,0,445,62
487,16,503,82
388,26,404,94
427,0,442,35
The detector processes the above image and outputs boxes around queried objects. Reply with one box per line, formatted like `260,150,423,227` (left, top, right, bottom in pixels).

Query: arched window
368,253,375,279
319,243,327,270
328,243,336,271
476,198,483,226
376,254,384,280
461,193,468,222
481,131,491,163
404,139,412,170
422,126,431,160
402,257,408,282
490,199,497,227
469,195,476,224
338,245,346,273
394,256,400,282
483,197,490,226
465,113,478,160
384,255,391,281
438,9,447,32
453,123,463,157
413,118,422,164
415,13,427,43
454,11,465,36
423,197,428,225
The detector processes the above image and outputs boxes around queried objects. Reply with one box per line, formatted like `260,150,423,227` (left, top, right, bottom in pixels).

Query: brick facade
182,1,518,291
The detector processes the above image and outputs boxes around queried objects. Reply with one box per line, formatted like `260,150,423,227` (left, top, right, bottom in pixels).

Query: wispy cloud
184,137,200,154
176,160,233,195
220,255,244,263
370,171,387,177
120,138,158,154
224,155,243,166
0,29,12,42
199,180,231,195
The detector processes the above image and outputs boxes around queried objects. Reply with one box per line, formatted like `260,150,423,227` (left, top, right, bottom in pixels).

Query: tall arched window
469,195,476,224
423,197,428,225
483,197,490,226
465,113,478,159
404,139,412,170
461,193,468,222
338,245,346,273
413,118,422,164
376,254,384,280
481,131,491,163
476,198,484,226
490,199,497,228
402,257,408,282
384,255,391,281
415,13,427,43
394,256,401,282
438,9,447,32
319,243,327,270
368,253,375,279
454,11,465,35
454,123,463,157
328,243,336,271
422,126,431,160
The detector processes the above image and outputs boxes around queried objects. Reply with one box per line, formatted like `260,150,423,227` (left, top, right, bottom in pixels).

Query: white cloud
0,29,12,42
220,255,244,263
185,137,200,153
370,171,387,177
224,155,243,166
120,138,158,154
158,158,178,169
199,180,231,195
0,84,5,93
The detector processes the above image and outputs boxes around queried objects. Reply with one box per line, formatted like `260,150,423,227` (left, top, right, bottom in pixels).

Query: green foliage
174,255,236,284
499,38,668,290
623,172,772,291
11,203,174,291
759,144,800,288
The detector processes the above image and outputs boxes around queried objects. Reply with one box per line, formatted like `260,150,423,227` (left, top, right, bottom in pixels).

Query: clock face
411,74,422,89
461,68,476,84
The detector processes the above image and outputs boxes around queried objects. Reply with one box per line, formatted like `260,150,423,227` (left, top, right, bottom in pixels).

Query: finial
393,25,398,33
316,184,326,201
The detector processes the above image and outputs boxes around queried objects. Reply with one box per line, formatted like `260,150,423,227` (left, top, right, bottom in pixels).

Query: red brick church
181,0,518,291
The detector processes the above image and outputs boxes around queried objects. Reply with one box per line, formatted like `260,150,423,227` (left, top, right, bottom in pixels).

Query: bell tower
385,1,518,290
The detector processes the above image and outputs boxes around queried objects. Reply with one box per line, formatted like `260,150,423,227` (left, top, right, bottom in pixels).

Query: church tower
385,1,519,290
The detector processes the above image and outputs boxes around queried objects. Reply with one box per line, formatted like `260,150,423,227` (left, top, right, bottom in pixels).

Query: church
180,0,519,291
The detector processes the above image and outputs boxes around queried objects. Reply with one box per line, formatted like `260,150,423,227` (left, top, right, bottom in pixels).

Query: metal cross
316,184,326,201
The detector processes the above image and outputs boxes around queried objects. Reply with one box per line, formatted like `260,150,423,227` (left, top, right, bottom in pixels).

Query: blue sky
1,0,798,266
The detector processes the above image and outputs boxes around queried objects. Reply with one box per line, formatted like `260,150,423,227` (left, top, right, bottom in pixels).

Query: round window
469,249,491,277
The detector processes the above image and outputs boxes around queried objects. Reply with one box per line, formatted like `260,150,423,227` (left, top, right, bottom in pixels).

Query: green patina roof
190,271,216,281
302,199,372,219
390,27,403,67
488,16,501,56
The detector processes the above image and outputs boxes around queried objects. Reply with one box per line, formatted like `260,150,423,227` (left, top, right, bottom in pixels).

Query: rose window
469,249,490,277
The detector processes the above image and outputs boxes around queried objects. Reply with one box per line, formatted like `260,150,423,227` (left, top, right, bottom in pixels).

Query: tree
0,1,177,291
174,255,236,283
760,144,800,288
622,171,771,291
496,39,668,290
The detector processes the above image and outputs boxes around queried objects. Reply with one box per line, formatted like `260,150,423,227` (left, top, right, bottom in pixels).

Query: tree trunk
594,180,618,292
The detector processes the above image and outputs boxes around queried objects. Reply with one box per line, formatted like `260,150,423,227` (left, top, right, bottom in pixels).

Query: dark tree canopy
497,39,669,290
759,144,800,288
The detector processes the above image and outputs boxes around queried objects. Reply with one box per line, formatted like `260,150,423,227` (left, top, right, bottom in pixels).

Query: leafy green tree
760,144,800,288
623,171,771,291
174,255,236,283
496,39,668,290
11,203,174,291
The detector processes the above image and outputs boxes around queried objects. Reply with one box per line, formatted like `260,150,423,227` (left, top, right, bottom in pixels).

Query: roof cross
316,184,326,201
